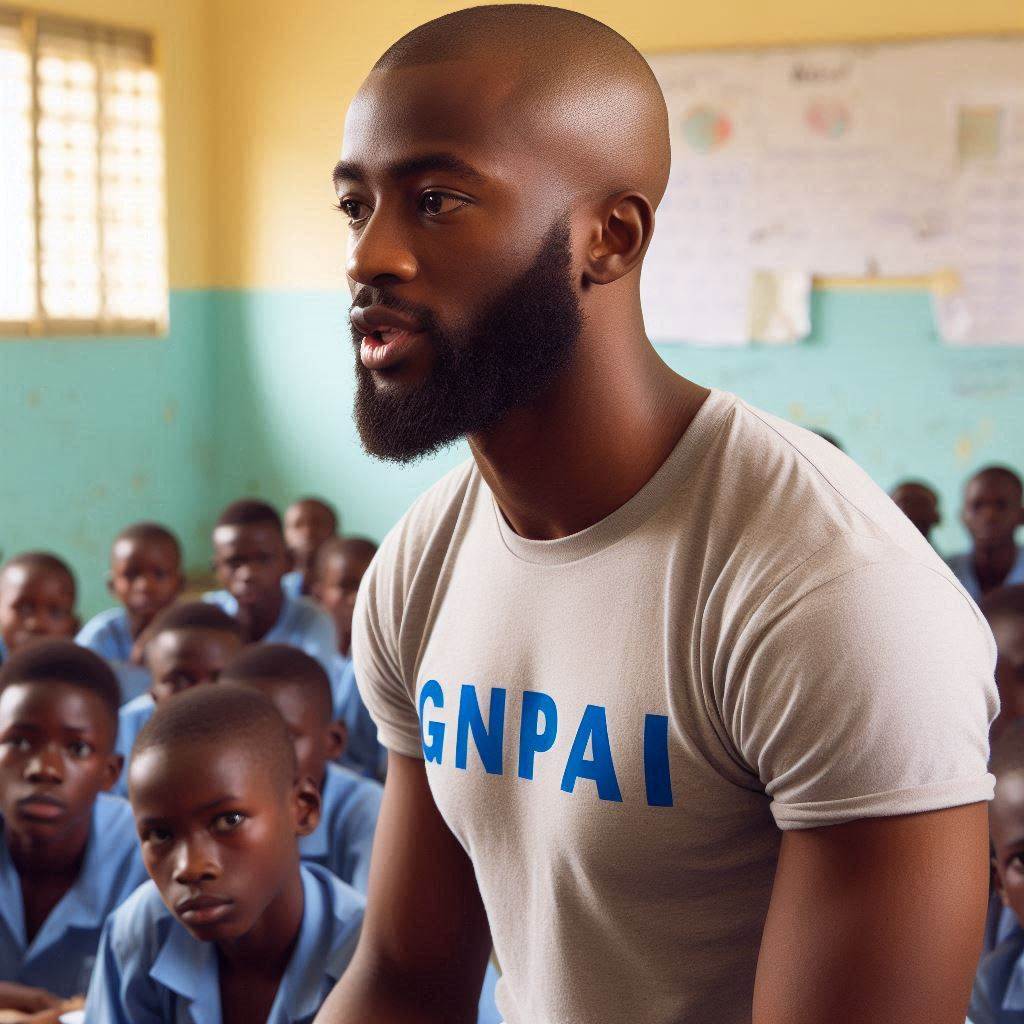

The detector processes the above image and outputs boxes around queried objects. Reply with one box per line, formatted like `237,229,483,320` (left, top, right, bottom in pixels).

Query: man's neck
7,817,90,879
217,869,304,973
973,538,1019,592
237,593,285,643
470,325,709,541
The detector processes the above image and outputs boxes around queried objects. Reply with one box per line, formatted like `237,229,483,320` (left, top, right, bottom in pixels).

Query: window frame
0,6,168,339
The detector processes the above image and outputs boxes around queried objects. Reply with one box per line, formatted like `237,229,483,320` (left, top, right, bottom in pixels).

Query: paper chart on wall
642,39,1024,346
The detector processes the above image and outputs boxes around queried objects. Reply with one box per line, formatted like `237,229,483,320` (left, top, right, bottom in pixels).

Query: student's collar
0,826,26,946
1001,926,1024,1011
151,920,222,1023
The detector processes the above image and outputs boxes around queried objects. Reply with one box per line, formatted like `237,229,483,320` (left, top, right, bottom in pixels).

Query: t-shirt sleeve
351,542,424,760
725,558,998,830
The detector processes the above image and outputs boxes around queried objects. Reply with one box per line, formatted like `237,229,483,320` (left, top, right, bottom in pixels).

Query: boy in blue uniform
949,467,1024,602
77,523,184,704
0,641,146,1011
0,553,78,665
220,644,382,894
114,602,243,793
86,685,364,1023
970,720,1024,1024
205,500,337,672
309,537,385,780
283,497,340,598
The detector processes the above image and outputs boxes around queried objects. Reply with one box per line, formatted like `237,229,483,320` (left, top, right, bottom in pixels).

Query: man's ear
583,191,655,287
326,720,348,762
293,776,322,838
101,752,124,793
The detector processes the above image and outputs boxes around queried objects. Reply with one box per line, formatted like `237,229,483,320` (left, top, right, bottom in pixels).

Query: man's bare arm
753,802,989,1024
315,751,493,1024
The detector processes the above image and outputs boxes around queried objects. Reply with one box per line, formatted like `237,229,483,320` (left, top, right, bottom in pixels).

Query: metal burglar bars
0,6,168,336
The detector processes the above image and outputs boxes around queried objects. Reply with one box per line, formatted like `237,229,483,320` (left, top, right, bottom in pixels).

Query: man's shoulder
322,763,383,816
105,880,171,954
120,692,155,722
77,606,129,646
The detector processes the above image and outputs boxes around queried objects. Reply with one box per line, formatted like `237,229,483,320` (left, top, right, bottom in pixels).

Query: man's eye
419,191,468,217
1,736,33,752
337,198,369,224
68,740,93,758
142,827,172,846
212,811,247,833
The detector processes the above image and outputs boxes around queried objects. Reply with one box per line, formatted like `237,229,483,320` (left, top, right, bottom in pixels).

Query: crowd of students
0,459,1022,1022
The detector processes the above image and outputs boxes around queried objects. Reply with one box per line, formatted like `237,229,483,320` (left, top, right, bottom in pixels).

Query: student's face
252,680,345,790
337,62,583,463
212,524,290,610
0,681,119,847
0,567,76,654
311,552,373,637
109,538,182,627
284,504,335,573
146,629,242,705
131,740,319,943
991,615,1024,742
962,476,1024,547
891,485,939,538
991,770,1024,923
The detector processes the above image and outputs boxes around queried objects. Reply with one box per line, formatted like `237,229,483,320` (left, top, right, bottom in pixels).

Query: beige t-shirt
353,388,998,1024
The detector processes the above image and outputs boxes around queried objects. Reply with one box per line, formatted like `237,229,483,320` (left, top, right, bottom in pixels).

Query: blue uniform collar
148,866,349,1023
0,794,127,959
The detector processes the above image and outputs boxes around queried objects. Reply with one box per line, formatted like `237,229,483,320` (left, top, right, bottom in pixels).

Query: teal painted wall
0,291,218,619
4,287,1023,619
209,288,1024,564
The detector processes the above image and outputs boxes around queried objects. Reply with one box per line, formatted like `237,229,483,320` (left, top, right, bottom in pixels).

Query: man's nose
173,834,219,885
346,205,418,287
26,743,63,783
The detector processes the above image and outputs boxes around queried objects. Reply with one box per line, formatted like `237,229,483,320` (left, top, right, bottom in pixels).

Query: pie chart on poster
681,106,733,153
805,98,851,139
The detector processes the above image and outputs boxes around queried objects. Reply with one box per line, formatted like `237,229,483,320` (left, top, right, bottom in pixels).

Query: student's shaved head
367,4,671,205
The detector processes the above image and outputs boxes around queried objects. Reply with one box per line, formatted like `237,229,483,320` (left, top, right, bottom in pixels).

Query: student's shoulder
93,790,135,831
103,880,174,959
119,692,155,722
76,606,129,644
322,763,383,814
302,861,365,942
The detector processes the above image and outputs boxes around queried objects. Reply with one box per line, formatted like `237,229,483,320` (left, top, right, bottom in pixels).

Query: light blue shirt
333,657,387,781
970,924,1024,1023
112,693,156,795
0,792,147,998
76,608,152,705
948,546,1024,603
299,764,382,895
85,862,364,1024
0,638,7,663
203,591,337,675
282,571,304,599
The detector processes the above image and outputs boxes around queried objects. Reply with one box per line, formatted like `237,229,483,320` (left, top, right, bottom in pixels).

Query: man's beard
351,219,583,464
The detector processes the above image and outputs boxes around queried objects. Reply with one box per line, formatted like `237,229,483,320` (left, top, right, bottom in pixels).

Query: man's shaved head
368,5,671,205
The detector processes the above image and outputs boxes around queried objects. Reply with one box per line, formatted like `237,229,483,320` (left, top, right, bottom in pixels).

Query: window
0,8,167,336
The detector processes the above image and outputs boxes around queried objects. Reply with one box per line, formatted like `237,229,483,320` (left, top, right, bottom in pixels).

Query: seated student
86,685,364,1023
309,537,385,780
949,466,1024,602
220,644,382,894
114,602,243,793
969,719,1024,1024
890,480,941,545
283,497,340,598
0,553,78,664
0,641,146,1010
76,523,184,705
205,499,338,671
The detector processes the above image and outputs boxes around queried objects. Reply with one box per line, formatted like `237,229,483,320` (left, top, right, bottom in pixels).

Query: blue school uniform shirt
0,792,147,998
282,570,303,599
203,590,337,674
85,862,364,1024
111,693,156,795
299,764,382,894
948,546,1024,603
970,924,1024,1024
333,657,387,780
76,608,152,704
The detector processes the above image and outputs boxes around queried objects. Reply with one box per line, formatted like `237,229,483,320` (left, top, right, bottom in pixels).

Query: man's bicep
316,751,492,1024
753,803,990,1024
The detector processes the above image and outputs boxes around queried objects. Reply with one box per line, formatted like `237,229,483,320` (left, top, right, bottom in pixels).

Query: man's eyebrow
333,153,488,189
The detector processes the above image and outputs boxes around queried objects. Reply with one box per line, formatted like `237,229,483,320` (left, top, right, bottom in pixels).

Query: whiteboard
641,37,1024,346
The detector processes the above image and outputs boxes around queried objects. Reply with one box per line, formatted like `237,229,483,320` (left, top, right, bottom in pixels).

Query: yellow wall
18,0,215,288
209,0,1024,290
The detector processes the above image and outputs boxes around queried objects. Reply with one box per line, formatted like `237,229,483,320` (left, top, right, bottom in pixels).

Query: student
949,466,1024,602
283,497,340,598
309,538,385,780
76,523,184,705
114,602,243,792
891,480,941,544
969,720,1024,1024
220,644,382,894
85,685,364,1023
0,553,78,664
205,499,337,672
0,641,146,1009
